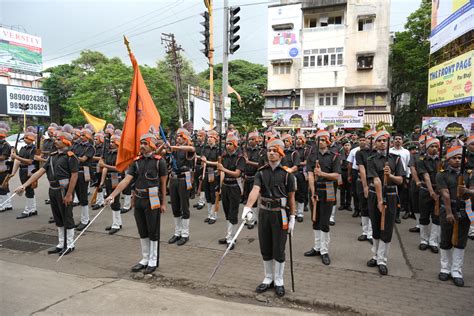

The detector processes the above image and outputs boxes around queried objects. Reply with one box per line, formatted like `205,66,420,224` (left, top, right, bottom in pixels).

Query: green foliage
390,0,431,132
199,59,267,132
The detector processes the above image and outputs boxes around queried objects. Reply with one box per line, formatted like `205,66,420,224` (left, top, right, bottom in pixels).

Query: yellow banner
79,107,106,133
427,50,473,109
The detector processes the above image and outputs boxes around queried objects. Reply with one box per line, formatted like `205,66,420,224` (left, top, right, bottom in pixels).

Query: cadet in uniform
243,138,296,297
193,129,207,210
304,130,341,265
100,134,123,235
339,139,352,211
0,123,12,212
105,133,167,274
72,128,95,230
466,136,474,240
365,130,403,276
436,145,473,287
91,132,106,210
168,128,195,246
15,131,78,256
295,133,310,222
408,135,427,232
242,131,260,228
11,130,38,219
216,133,246,249
416,137,441,253
200,130,220,224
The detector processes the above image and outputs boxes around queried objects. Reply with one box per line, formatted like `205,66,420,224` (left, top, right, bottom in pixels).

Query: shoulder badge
281,165,290,172
467,169,472,175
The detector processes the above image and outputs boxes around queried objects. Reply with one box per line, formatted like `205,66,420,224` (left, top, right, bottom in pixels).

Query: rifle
381,136,391,231
30,126,42,189
1,132,20,189
214,132,223,213
434,136,443,216
452,146,467,247
311,136,320,223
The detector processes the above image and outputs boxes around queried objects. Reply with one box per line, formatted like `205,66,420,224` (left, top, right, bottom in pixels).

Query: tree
390,0,431,132
199,59,267,132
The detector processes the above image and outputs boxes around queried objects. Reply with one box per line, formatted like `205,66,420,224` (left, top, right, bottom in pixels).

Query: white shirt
390,146,411,177
347,146,360,170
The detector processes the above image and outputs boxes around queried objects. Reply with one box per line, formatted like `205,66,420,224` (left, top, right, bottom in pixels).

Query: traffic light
200,11,210,58
229,6,240,54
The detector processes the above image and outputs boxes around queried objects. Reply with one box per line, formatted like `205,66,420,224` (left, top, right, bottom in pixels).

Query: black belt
260,197,280,209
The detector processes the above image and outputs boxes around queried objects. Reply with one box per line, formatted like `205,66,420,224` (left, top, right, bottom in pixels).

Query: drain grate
0,232,57,252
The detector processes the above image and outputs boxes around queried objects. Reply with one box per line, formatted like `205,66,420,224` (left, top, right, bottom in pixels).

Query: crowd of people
0,121,472,296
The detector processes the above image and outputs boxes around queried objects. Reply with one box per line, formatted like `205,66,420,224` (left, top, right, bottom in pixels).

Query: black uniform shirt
296,146,310,171
104,149,118,174
41,138,55,154
282,148,301,169
127,155,167,190
195,142,206,167
172,149,194,173
19,143,35,166
306,149,341,182
367,152,404,183
202,145,219,179
0,140,12,160
222,149,245,183
417,155,440,185
466,151,474,169
43,151,79,181
244,146,260,176
254,164,296,199
340,149,350,170
73,142,95,167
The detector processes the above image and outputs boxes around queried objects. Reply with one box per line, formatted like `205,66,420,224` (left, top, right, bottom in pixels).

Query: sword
0,192,16,208
57,205,108,262
207,220,246,285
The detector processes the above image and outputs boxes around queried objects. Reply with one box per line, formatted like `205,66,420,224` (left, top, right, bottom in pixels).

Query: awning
364,113,393,125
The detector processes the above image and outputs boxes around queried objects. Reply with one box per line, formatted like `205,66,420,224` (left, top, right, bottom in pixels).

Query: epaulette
282,166,291,172
419,156,424,161
153,154,162,160
439,169,445,173
467,169,472,175
67,151,74,157
50,151,58,156
258,163,269,171
134,155,143,161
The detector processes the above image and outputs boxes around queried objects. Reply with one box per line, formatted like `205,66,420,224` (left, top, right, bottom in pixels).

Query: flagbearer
243,138,296,297
106,133,167,273
14,130,79,256
167,128,195,246
100,134,123,235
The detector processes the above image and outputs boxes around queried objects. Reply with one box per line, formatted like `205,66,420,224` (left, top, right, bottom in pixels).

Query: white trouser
329,205,336,222
96,191,104,205
173,217,182,236
440,248,452,274
73,193,79,204
24,197,36,213
0,195,6,211
320,232,330,255
139,238,150,265
148,240,158,267
415,213,420,228
262,260,273,284
296,202,304,218
428,224,440,247
469,224,474,237
112,210,122,229
274,260,285,287
207,203,212,219
225,221,234,243
181,219,190,238
123,194,132,210
5,192,12,208
420,225,430,245
56,227,65,249
313,229,321,251
361,216,372,239
80,205,89,224
66,229,75,249
199,192,206,205
451,248,465,278
371,239,380,260
376,241,390,266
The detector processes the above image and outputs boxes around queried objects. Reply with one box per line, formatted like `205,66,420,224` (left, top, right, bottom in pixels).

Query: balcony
302,0,347,9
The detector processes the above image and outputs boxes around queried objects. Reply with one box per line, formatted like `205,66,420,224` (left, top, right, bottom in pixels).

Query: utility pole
202,0,214,130
222,0,229,134
161,33,185,127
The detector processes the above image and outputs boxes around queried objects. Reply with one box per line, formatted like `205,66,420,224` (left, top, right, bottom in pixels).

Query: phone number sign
6,85,50,117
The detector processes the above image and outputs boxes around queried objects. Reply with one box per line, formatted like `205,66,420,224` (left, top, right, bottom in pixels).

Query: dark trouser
91,170,104,195
193,165,202,196
295,171,308,204
123,182,132,195
311,187,334,232
419,187,439,225
134,196,161,241
243,175,255,205
399,179,409,213
340,170,351,207
106,176,121,211
0,171,10,195
74,171,89,206
356,179,368,217
368,186,398,243
409,180,420,214
440,203,470,250
351,169,359,211
169,177,190,219
49,187,74,229
258,208,287,262
20,167,34,198
203,176,218,204
221,183,240,225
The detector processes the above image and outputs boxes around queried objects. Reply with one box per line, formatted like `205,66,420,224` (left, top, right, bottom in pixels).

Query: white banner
267,3,302,60
0,27,42,74
316,110,364,128
6,85,50,117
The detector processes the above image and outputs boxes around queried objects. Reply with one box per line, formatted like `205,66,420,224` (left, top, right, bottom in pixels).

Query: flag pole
124,36,131,55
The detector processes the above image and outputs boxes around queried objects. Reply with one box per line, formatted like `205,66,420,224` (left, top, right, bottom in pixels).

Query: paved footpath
0,177,473,315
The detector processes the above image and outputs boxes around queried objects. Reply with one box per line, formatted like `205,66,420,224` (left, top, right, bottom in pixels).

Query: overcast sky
1,0,421,72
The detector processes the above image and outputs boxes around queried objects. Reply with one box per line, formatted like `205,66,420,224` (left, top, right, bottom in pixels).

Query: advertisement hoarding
0,27,42,74
427,50,473,109
422,116,473,137
2,85,50,117
316,110,365,128
430,0,474,54
272,109,314,128
267,3,302,60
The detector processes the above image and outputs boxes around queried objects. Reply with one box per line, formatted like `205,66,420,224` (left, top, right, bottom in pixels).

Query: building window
357,55,374,70
303,47,343,68
346,93,386,107
305,93,315,108
266,95,299,109
318,92,338,106
273,63,291,75
358,18,374,31
328,16,342,25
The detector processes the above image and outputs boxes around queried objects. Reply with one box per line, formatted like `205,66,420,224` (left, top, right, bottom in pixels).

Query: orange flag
116,42,161,172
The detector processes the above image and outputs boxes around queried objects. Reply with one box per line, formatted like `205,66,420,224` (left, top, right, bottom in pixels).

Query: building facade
264,0,392,127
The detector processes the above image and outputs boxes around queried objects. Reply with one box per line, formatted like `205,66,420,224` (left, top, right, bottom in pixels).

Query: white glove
288,215,295,235
242,206,254,224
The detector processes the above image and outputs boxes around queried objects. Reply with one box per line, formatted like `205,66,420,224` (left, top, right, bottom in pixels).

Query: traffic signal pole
222,0,229,134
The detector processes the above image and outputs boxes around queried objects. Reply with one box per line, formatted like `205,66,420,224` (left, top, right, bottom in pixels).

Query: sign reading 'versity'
0,27,42,74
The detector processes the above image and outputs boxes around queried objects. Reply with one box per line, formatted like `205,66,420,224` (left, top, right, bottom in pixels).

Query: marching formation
0,121,473,296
